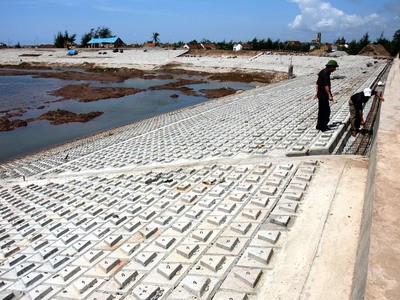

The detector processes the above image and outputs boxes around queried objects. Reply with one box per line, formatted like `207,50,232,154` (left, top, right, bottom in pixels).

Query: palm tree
152,32,160,45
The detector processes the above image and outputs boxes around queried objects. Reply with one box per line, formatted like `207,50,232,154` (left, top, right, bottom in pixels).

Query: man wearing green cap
314,60,339,131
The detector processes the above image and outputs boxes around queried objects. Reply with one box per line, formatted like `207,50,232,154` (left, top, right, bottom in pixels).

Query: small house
87,37,125,48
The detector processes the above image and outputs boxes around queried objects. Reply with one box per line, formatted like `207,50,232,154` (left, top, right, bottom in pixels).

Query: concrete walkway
366,56,400,299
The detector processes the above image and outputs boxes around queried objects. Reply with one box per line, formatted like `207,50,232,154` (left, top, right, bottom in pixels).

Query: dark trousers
316,96,331,130
349,99,361,132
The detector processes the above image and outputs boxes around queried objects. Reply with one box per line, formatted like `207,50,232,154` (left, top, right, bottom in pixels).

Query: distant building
310,33,321,45
233,44,243,51
87,37,124,48
233,43,252,51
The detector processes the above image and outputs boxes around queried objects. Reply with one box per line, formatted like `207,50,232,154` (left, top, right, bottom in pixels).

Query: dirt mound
358,44,392,58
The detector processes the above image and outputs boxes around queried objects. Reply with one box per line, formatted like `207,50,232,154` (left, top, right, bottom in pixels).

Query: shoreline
0,96,217,165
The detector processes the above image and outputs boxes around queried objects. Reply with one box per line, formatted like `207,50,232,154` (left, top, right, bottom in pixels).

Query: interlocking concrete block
213,291,248,300
61,276,103,298
229,192,247,202
250,197,269,207
198,197,217,209
157,263,183,280
287,182,308,191
155,236,176,250
176,244,200,259
134,252,158,267
98,257,122,274
242,209,261,220
3,253,27,267
114,269,139,289
172,221,192,233
191,229,213,242
248,247,273,265
185,208,204,220
154,199,170,209
207,214,227,226
138,226,158,239
168,204,185,214
216,237,239,252
264,177,282,187
199,255,226,272
284,191,303,201
154,215,173,226
258,230,281,244
182,276,210,297
35,246,58,261
218,202,237,214
230,222,253,235
28,284,57,300
181,193,198,204
122,218,142,233
48,255,70,270
119,243,140,256
270,215,291,227
234,268,263,288
83,249,104,264
170,275,219,299
132,284,162,300
260,186,277,196
278,203,299,213
208,187,225,197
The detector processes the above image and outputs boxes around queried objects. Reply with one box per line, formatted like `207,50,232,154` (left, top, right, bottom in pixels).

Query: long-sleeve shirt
350,90,378,110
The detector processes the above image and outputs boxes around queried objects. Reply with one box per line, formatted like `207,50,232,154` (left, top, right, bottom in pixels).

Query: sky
1,0,399,46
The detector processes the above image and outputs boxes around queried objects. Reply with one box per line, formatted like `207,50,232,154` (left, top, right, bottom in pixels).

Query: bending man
349,87,384,136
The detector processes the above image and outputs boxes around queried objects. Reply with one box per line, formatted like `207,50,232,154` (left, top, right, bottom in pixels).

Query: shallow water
0,69,252,162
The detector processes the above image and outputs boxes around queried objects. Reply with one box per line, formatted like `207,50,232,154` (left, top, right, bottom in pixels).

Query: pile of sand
358,44,392,58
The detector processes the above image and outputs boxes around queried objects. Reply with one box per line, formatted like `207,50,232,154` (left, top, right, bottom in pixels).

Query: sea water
0,70,252,162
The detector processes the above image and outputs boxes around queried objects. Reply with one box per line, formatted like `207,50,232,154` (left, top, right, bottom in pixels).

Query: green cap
326,60,339,68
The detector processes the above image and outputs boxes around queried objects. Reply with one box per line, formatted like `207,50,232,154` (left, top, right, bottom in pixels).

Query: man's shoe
320,126,333,132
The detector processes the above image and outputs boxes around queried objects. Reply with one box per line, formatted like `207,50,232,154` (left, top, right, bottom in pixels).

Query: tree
358,32,370,50
54,30,76,48
251,38,259,50
152,32,160,45
392,29,400,56
95,26,113,38
375,32,392,55
80,26,113,47
346,39,359,55
81,28,94,47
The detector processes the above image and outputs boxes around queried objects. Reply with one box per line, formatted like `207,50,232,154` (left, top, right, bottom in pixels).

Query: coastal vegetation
81,26,114,47
48,25,400,56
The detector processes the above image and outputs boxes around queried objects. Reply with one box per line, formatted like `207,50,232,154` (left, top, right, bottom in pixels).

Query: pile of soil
358,44,392,58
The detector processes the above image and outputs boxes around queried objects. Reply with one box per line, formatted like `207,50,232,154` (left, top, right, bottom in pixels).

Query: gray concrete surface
0,50,398,299
365,55,400,300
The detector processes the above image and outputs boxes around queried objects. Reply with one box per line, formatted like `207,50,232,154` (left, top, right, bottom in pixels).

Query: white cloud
288,0,382,33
